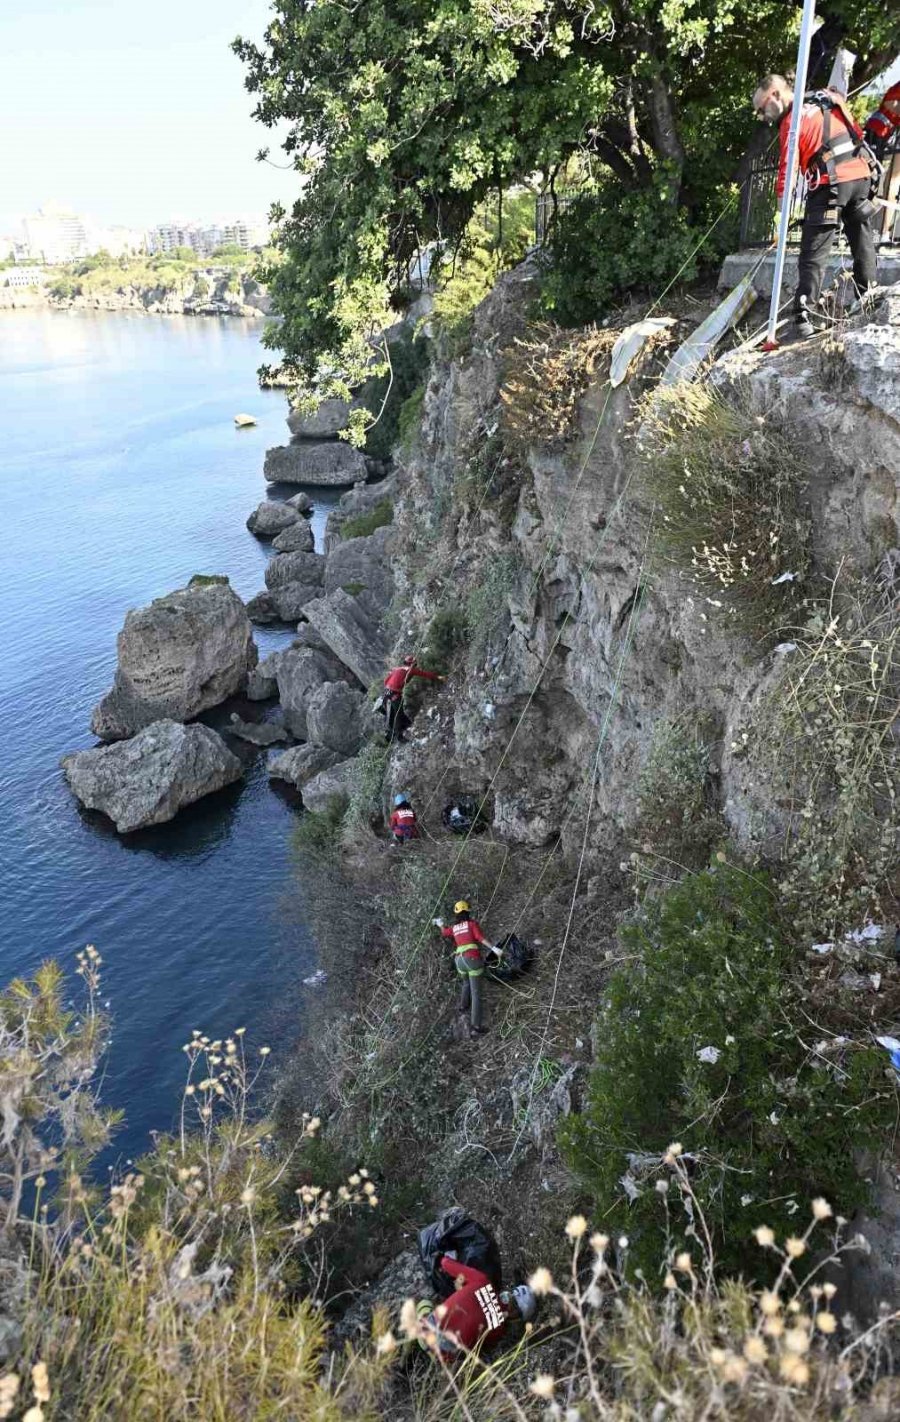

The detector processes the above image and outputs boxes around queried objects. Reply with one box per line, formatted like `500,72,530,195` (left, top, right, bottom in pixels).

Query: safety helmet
512,1284,537,1322
403,655,416,665
394,793,409,807
453,900,470,915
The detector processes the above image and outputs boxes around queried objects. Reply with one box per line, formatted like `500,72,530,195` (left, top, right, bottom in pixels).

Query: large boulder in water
305,681,366,757
302,589,389,687
90,578,258,741
264,550,325,621
300,757,359,812
324,524,393,613
247,650,283,701
268,743,342,789
272,519,315,554
286,397,354,440
246,501,299,538
275,646,356,738
264,441,366,486
246,591,280,625
61,721,243,832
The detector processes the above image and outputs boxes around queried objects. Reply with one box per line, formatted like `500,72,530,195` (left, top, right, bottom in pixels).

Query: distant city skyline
0,0,297,233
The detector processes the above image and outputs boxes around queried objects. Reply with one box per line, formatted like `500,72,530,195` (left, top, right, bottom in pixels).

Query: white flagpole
763,0,819,348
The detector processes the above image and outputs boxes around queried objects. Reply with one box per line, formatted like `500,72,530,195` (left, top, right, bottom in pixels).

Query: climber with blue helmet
389,792,418,845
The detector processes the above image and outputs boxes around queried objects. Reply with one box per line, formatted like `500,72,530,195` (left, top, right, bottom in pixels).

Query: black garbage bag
418,1207,503,1299
488,933,533,982
441,795,486,836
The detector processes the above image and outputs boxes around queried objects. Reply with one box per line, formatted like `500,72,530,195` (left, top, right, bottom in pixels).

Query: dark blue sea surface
0,310,334,1164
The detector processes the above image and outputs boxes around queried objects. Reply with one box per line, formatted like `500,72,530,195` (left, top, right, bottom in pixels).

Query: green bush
292,795,348,852
424,606,469,666
189,573,229,587
541,175,736,327
340,499,393,541
629,716,722,881
464,553,518,662
359,330,431,460
432,192,536,354
343,741,390,835
560,864,896,1277
397,384,425,456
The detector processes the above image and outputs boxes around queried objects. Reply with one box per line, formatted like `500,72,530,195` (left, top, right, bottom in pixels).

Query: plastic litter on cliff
875,1036,900,1075
487,933,533,982
418,1208,502,1300
441,796,487,836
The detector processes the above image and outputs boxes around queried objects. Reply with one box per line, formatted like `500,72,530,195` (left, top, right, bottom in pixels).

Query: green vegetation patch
340,499,394,541
397,384,425,456
359,330,431,459
292,795,348,852
188,573,230,587
561,864,897,1276
541,178,735,327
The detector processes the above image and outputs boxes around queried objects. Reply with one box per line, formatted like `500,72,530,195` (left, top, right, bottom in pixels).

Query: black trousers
795,177,877,316
385,695,409,742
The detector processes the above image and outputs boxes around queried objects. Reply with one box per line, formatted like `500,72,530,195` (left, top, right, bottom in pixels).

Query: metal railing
534,192,576,246
738,137,900,249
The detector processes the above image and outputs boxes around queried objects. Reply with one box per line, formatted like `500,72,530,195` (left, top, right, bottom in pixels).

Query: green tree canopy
235,1,899,389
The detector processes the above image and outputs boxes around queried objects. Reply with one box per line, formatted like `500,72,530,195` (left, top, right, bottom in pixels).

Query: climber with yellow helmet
432,901,501,1036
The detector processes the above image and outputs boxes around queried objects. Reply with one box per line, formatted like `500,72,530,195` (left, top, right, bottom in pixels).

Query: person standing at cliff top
383,655,444,743
751,74,878,337
433,900,501,1037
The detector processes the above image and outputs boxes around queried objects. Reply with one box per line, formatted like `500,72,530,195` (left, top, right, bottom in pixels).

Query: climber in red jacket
865,81,900,160
383,655,444,743
389,793,418,844
416,1260,537,1356
433,900,501,1036
752,74,877,336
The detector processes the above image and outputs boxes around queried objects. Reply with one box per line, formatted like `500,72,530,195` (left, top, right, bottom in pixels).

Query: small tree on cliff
234,0,900,394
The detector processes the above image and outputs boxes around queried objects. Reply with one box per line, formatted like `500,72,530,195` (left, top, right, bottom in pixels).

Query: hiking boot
470,1025,488,1038
794,313,816,339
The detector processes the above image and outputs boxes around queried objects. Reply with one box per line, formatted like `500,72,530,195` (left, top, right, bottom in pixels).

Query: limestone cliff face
387,268,899,864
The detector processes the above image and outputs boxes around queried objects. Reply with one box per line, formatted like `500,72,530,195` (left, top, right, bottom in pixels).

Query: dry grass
638,382,815,640
499,325,617,453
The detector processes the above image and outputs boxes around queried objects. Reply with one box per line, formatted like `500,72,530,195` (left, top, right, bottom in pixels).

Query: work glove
432,917,444,928
489,943,503,958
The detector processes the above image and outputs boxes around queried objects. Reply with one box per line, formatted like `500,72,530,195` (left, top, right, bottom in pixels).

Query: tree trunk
644,72,686,200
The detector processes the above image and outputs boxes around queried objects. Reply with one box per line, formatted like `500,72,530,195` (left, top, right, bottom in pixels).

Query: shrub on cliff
560,863,897,1276
639,383,815,639
0,956,391,1420
540,175,735,327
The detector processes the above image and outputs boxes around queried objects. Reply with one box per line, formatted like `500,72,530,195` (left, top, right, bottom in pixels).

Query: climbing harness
802,90,873,192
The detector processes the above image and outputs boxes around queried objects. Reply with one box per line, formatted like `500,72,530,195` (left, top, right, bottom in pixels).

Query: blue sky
0,0,297,231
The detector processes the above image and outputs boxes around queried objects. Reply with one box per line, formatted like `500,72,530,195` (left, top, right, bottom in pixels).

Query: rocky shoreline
0,268,269,318
60,393,398,831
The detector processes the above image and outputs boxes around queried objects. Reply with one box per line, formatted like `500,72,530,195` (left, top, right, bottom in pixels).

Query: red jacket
865,82,900,147
441,917,488,965
776,92,869,197
384,662,440,696
390,806,417,838
430,1257,510,1353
